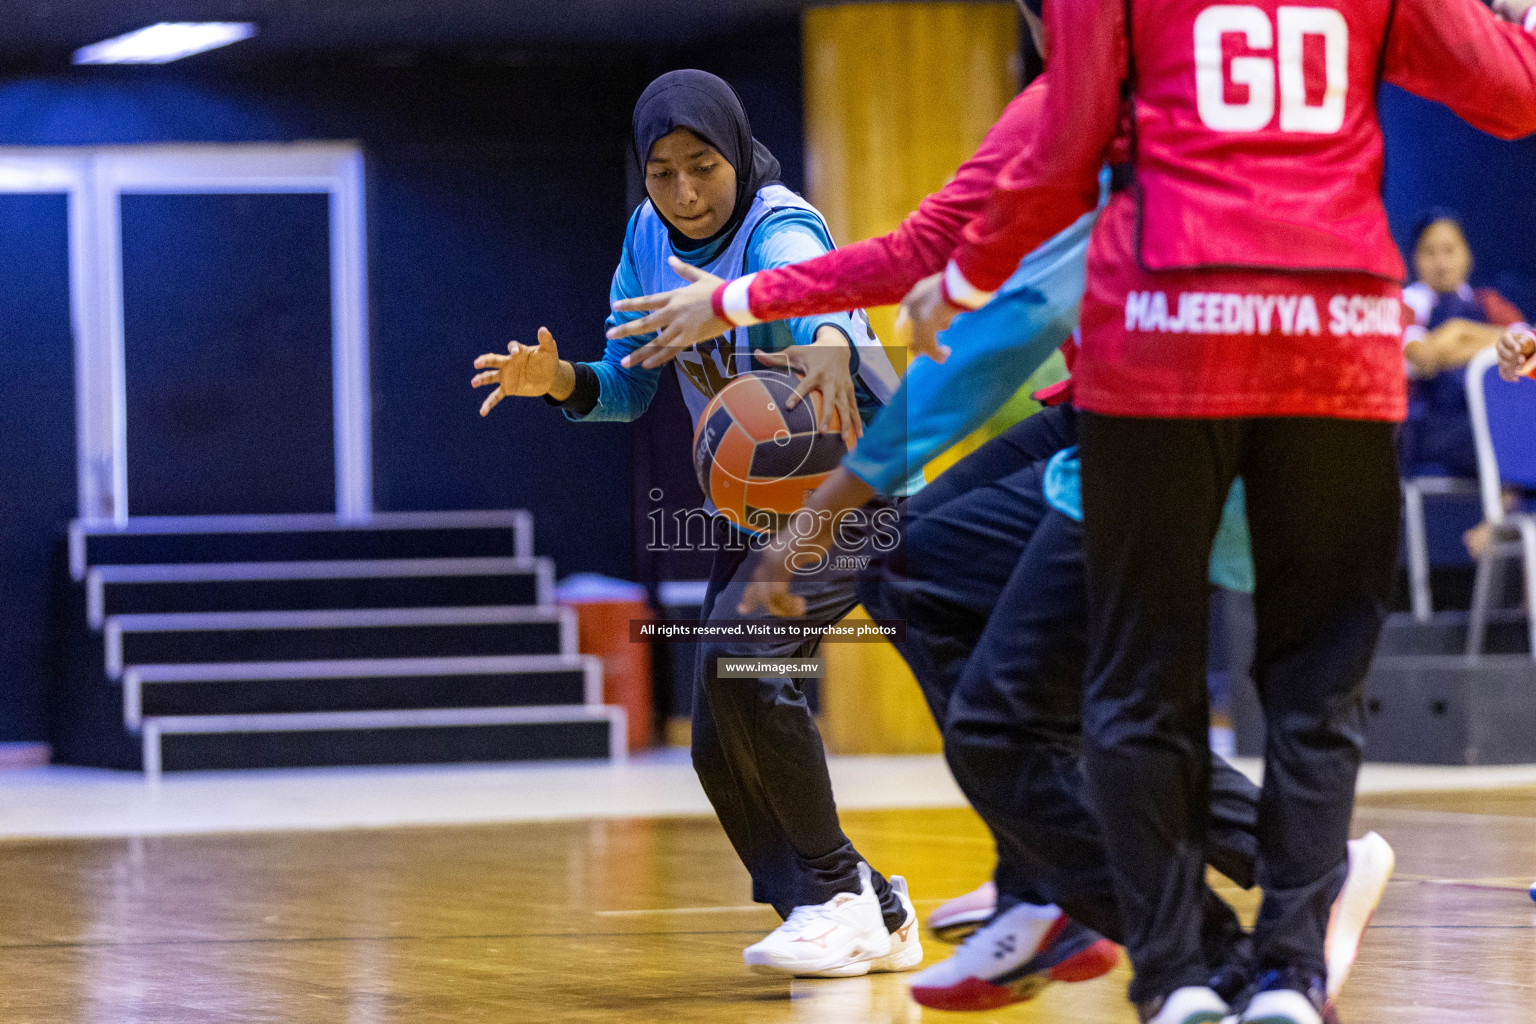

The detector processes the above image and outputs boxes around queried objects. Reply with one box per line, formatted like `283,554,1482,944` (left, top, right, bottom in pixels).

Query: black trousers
1077,414,1400,1002
692,509,905,931
859,405,1258,966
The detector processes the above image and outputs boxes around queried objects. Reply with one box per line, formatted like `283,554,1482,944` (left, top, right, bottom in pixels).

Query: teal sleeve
565,224,662,424
844,207,1095,495
1208,479,1255,595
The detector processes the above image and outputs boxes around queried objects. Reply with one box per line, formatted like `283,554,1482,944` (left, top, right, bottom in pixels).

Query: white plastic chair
1401,474,1480,623
1463,347,1536,663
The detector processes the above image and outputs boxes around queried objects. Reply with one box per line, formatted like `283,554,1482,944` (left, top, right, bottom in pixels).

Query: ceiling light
73,22,257,65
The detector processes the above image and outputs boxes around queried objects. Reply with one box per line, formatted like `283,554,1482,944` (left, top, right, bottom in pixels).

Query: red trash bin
555,574,654,752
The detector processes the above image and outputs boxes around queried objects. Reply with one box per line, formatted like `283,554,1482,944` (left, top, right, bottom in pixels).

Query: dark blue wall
121,192,337,515
0,194,75,742
0,29,807,743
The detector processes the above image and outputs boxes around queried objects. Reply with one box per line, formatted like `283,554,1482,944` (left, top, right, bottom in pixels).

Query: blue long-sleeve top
567,192,900,434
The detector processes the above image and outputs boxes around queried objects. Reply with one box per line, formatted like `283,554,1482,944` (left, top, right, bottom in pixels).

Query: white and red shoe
743,863,891,978
909,902,1120,1011
927,880,997,943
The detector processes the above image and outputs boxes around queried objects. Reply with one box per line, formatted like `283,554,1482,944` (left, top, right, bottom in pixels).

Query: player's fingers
668,256,708,283
610,290,675,314
786,373,819,411
537,327,556,351
754,349,791,367
835,391,861,450
768,588,806,619
611,312,666,343
640,328,690,369
471,370,502,389
479,389,504,417
474,353,508,369
737,583,767,616
621,338,660,368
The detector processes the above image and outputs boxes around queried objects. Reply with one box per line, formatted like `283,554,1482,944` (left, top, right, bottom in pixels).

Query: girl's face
645,128,738,240
1414,219,1473,295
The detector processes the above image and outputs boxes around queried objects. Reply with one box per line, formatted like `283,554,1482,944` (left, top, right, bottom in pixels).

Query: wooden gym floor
0,789,1532,1023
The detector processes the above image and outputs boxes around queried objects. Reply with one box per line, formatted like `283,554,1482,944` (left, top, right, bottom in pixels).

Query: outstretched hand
753,335,864,452
610,256,733,369
472,327,561,416
1496,327,1536,382
896,272,959,365
737,468,876,618
1493,0,1536,24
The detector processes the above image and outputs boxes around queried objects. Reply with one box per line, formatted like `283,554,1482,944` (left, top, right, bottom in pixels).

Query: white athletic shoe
869,874,924,973
1324,831,1395,999
743,862,892,978
1241,986,1324,1024
1138,986,1230,1024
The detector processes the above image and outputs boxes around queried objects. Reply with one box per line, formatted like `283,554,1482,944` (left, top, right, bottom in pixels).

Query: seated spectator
1401,210,1528,479
1401,211,1530,557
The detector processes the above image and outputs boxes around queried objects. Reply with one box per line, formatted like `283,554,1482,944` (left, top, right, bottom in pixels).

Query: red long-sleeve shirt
712,80,1050,326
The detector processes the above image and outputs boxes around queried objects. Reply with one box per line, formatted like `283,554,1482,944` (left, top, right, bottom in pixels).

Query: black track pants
1077,413,1400,1002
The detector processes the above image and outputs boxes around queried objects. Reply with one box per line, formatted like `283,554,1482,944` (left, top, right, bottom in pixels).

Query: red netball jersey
946,0,1536,419
1130,0,1399,278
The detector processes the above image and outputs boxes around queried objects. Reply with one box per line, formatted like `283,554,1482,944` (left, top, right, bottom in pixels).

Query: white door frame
0,143,371,524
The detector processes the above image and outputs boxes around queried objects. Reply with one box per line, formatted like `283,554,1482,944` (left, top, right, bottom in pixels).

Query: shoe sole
1325,832,1395,1000
869,942,925,974
746,939,892,979
909,937,1120,1011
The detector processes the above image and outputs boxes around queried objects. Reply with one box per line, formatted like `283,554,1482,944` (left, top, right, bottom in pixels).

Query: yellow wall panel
804,2,1019,755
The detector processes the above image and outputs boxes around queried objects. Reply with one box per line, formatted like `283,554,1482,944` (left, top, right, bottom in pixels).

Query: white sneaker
1324,831,1395,999
1241,987,1323,1024
743,862,892,978
869,874,924,973
1140,986,1230,1024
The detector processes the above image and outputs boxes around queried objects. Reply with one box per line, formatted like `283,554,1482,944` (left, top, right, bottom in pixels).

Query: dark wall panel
121,192,335,515
0,193,75,742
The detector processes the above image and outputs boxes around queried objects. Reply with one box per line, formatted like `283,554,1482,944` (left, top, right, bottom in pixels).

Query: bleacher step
106,606,573,677
142,705,626,774
72,511,531,579
124,654,600,727
88,557,551,627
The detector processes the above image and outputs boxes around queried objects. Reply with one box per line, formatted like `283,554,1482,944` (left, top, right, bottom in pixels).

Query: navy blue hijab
632,70,783,253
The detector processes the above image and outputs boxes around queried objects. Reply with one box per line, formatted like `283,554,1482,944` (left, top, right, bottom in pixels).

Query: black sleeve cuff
545,362,600,417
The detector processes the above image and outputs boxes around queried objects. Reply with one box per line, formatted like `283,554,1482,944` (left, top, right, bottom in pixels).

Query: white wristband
943,260,996,311
1525,5,1536,32
720,273,762,327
